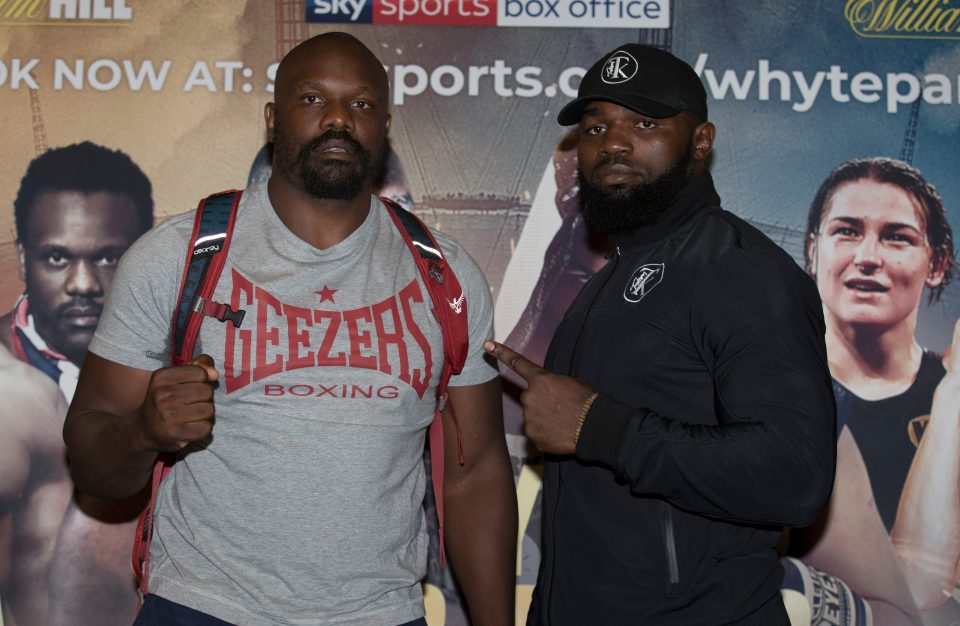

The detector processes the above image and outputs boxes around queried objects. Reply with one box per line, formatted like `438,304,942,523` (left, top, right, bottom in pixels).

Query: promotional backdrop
2,1,958,624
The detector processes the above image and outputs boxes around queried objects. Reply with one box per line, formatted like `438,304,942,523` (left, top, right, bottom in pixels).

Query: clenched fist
137,354,219,452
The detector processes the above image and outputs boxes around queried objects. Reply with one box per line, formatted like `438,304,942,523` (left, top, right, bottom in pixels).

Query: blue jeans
134,595,429,626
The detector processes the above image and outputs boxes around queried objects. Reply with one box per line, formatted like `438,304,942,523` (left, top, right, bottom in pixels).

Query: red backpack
132,190,469,600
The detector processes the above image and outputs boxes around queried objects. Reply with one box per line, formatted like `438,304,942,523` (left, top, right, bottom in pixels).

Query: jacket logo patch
624,263,664,302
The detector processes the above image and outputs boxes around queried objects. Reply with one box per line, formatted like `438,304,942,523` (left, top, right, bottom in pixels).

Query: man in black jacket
485,43,836,625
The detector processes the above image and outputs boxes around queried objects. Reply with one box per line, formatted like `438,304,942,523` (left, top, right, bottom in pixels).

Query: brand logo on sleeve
623,263,664,302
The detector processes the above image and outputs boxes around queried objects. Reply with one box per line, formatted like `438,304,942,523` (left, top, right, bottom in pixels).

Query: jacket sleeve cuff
575,393,640,467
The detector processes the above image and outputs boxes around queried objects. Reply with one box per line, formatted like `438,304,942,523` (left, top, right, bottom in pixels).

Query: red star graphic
315,284,337,304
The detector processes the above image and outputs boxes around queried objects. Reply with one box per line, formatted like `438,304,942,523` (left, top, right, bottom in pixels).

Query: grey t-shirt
90,184,497,625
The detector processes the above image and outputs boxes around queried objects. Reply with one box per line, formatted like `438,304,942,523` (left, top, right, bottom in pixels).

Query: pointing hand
484,340,595,455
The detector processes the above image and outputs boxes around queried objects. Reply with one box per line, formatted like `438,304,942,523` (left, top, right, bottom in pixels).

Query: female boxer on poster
800,157,960,624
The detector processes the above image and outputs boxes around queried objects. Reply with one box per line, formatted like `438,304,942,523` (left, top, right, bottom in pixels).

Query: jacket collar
613,171,721,250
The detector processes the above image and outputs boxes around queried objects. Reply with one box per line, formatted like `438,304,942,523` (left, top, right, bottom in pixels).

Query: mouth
316,139,358,159
593,163,639,187
844,278,889,293
59,307,102,328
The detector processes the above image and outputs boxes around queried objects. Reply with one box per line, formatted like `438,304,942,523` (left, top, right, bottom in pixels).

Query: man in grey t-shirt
63,32,517,626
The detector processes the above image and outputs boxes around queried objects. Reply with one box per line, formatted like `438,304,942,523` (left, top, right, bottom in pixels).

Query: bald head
265,32,392,203
275,32,389,108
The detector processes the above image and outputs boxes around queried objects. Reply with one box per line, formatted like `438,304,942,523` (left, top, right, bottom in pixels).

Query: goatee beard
579,148,694,234
274,126,385,200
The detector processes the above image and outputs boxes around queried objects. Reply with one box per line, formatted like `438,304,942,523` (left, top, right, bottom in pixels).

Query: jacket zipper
567,245,619,374
659,501,680,586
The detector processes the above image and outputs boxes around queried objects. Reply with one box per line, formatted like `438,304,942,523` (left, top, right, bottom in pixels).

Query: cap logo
602,51,638,85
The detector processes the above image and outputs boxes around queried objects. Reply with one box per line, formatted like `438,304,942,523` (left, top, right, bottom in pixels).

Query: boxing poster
1,1,958,624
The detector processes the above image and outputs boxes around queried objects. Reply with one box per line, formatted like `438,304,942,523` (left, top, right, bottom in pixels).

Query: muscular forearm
892,376,960,609
444,456,517,626
65,353,217,499
63,408,157,499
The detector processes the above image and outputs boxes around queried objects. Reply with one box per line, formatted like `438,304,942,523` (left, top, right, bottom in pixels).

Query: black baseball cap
558,43,708,126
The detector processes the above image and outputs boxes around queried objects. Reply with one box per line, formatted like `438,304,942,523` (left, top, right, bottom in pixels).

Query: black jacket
528,172,836,625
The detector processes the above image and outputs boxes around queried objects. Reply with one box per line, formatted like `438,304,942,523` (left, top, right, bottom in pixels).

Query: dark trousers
727,592,791,626
134,594,429,626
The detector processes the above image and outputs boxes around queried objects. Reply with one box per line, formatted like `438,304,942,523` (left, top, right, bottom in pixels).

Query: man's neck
267,176,373,250
614,171,720,249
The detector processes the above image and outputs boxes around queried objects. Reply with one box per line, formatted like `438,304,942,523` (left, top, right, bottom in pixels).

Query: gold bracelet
573,392,598,446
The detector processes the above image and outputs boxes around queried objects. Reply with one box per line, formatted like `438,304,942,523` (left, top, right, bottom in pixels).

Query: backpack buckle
194,297,246,328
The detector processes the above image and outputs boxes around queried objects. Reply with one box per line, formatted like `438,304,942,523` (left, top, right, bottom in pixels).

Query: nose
65,260,104,297
853,235,882,272
321,100,353,132
599,123,632,157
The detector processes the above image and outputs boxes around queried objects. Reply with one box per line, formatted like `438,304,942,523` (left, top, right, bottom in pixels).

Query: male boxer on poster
63,32,516,625
486,43,836,625
0,343,68,626
0,142,153,625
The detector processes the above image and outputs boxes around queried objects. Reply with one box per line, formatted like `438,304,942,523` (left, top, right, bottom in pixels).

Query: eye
636,119,657,129
583,124,605,136
352,100,373,110
830,226,860,239
95,255,120,268
47,252,68,267
884,232,918,246
302,94,322,104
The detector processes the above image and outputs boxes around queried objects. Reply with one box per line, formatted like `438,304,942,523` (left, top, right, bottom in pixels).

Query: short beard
273,124,385,200
579,147,694,234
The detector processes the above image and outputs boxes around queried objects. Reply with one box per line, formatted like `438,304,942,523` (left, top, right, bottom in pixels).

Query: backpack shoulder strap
380,197,470,568
171,189,245,365
133,190,243,603
380,197,468,375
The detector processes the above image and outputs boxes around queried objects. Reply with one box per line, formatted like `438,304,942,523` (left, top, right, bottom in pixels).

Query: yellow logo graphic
907,414,929,448
845,0,960,39
0,0,132,25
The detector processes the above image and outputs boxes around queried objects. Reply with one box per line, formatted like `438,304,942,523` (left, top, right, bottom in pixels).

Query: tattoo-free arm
793,427,921,624
891,320,960,609
443,378,517,626
64,352,218,499
63,353,158,499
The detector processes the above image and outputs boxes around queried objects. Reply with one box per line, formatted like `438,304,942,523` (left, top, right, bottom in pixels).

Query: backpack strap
132,190,243,602
380,197,469,567
172,190,245,366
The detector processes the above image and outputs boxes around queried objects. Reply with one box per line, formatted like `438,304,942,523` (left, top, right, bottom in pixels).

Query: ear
692,121,716,161
16,243,25,281
385,112,392,135
806,234,818,276
926,251,947,288
264,102,276,142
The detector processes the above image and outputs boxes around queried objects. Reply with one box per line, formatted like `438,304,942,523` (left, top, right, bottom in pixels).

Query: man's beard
273,125,385,200
34,296,102,366
579,147,694,233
